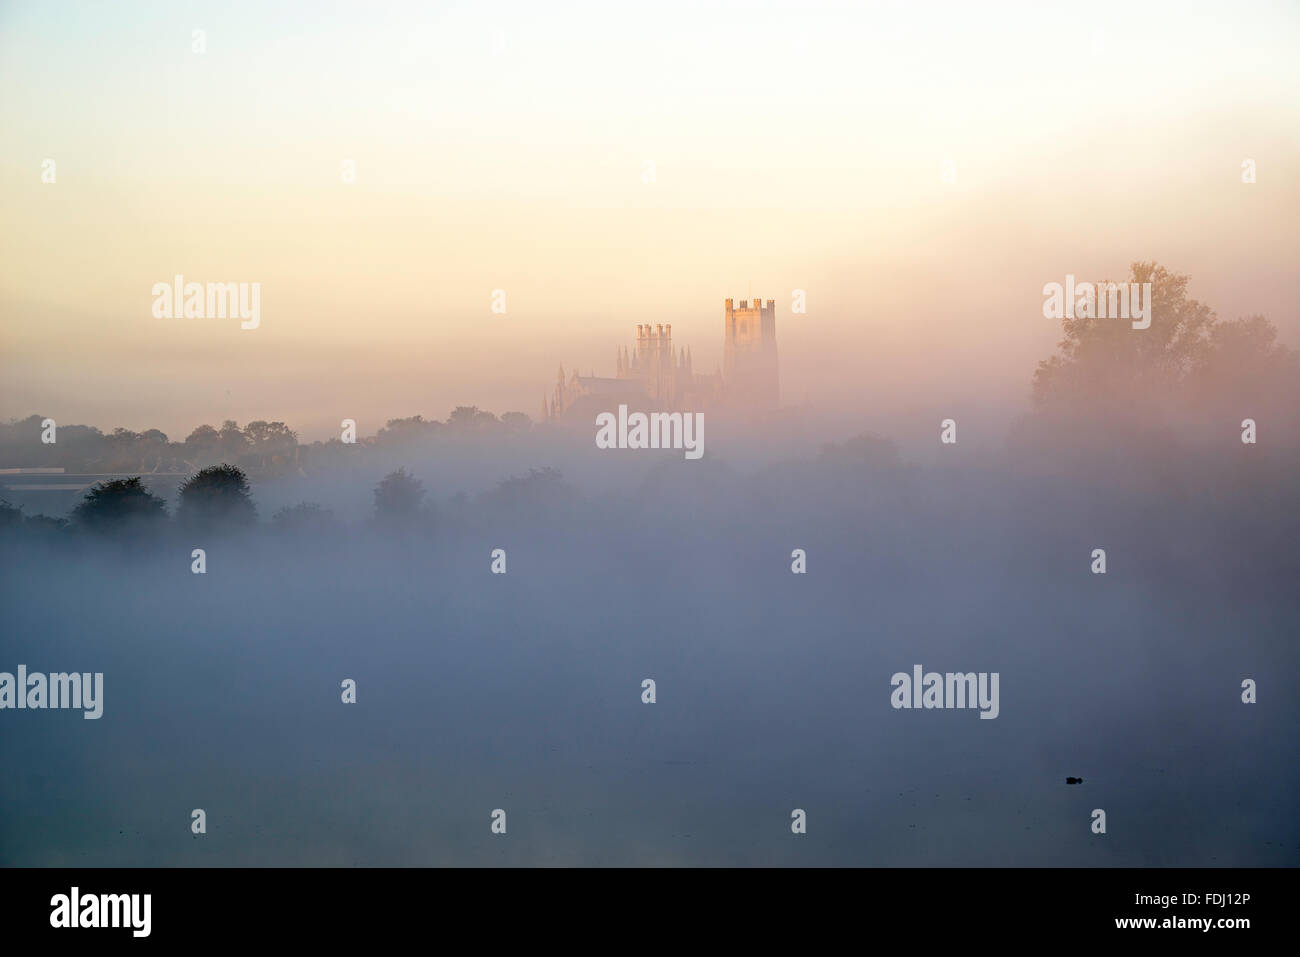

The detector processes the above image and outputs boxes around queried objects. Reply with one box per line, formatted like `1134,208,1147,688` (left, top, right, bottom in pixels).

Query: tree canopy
177,464,257,529
71,477,168,533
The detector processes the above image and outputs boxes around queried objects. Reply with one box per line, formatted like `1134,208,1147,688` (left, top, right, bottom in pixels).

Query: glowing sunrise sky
2,0,1298,438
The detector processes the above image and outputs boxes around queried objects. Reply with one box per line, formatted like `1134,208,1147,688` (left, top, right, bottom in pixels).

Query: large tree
375,416,442,447
176,464,257,529
1189,313,1299,413
72,477,168,533
241,420,298,471
1031,262,1217,417
1022,262,1299,463
373,467,427,528
182,424,221,468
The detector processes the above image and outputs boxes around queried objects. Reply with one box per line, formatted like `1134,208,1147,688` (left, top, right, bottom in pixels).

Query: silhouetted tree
447,406,501,433
1190,313,1299,414
217,420,249,462
0,416,109,470
447,406,481,430
1015,262,1300,469
373,467,427,526
1032,262,1216,416
177,464,256,529
478,467,576,512
19,514,68,537
101,428,173,472
0,499,23,532
0,499,68,540
376,416,442,446
135,428,172,471
72,477,168,533
182,424,221,468
240,420,298,472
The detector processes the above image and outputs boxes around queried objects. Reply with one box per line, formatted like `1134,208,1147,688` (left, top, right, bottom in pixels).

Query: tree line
0,462,578,540
0,407,535,477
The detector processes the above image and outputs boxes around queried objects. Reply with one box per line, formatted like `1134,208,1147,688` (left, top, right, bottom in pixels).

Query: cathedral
543,299,778,421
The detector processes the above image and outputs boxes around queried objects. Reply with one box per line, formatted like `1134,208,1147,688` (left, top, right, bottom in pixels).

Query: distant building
547,364,649,423
724,298,779,409
543,300,776,420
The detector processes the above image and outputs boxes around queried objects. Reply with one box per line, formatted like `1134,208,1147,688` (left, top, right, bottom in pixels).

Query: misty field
2,431,1295,866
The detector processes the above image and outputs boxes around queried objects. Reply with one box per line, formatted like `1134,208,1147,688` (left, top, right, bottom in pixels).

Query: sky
2,0,1298,440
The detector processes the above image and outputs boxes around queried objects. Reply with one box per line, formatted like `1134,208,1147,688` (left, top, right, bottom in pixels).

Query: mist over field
1,394,1296,865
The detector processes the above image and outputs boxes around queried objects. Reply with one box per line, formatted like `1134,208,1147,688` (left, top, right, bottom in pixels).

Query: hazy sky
2,0,1298,440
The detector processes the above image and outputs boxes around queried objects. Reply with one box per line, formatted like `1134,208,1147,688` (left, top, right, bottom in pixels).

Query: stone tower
723,298,778,408
629,323,678,404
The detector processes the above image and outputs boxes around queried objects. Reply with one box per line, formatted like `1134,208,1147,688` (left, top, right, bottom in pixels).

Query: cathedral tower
723,298,779,408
